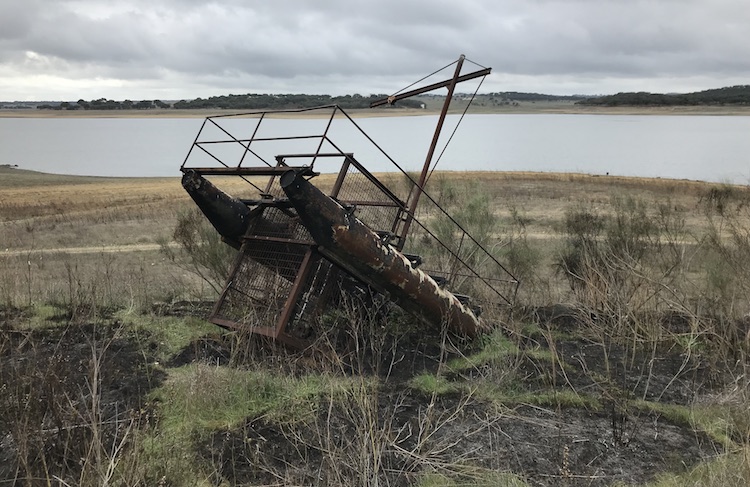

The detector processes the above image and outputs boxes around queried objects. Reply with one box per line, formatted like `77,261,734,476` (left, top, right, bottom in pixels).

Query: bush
161,208,237,295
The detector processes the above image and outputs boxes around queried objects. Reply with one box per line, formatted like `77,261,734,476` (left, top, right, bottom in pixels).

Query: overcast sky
1,0,749,101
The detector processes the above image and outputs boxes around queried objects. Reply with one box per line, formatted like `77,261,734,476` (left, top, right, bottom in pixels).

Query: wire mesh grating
212,238,310,335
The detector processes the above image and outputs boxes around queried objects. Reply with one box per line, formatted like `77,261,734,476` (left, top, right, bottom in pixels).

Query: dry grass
0,166,737,306
0,168,260,249
2,166,749,486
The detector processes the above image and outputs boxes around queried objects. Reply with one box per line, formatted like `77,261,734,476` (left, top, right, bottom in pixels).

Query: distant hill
485,92,590,102
18,85,750,111
24,91,588,112
172,93,426,110
26,94,424,111
0,165,124,188
578,85,750,107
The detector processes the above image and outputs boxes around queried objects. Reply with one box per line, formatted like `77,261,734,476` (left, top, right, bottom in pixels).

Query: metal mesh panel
212,239,309,333
337,171,391,203
351,205,402,235
287,259,342,338
337,168,404,234
252,207,313,241
262,175,286,198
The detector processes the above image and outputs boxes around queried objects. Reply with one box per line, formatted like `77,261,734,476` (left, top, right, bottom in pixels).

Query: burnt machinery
180,55,519,348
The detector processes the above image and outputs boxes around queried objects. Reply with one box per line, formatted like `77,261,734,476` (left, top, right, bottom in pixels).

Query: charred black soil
0,315,164,483
201,394,722,487
0,302,744,486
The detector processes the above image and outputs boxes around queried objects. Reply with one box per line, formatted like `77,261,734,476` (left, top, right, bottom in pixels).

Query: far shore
3,102,750,119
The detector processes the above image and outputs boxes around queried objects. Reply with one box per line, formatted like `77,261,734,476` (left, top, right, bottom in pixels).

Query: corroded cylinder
280,170,484,337
181,170,252,248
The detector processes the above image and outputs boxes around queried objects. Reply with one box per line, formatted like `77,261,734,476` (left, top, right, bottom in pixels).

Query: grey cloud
1,0,749,100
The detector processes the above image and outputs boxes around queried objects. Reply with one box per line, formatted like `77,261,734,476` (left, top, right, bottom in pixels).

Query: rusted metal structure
180,55,519,348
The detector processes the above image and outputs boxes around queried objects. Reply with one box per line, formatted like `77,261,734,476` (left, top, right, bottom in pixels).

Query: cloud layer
2,0,749,100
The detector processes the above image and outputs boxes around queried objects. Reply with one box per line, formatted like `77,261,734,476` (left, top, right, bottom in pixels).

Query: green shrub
161,208,237,295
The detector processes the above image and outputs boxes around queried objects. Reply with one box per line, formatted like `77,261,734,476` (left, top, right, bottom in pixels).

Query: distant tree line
171,93,423,110
37,99,170,110
36,94,424,111
35,85,750,111
578,85,750,106
488,92,589,102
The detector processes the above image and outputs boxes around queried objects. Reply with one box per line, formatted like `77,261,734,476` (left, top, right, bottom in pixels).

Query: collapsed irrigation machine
180,55,518,348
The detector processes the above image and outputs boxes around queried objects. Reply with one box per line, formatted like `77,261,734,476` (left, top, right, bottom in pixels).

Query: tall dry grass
2,167,749,486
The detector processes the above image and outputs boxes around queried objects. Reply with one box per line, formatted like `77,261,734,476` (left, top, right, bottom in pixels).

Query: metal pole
399,55,466,242
369,66,491,108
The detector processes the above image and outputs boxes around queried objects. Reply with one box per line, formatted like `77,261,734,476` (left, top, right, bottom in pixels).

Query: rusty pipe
280,170,485,337
181,169,253,248
182,169,308,282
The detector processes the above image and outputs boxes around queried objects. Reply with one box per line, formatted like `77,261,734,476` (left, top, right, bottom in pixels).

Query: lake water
1,114,749,183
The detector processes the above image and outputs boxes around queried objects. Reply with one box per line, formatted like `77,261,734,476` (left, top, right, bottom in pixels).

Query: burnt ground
0,303,742,486
181,306,737,487
199,392,722,487
0,310,164,484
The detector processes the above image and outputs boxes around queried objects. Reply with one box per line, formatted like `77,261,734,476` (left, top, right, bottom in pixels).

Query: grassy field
1,166,748,486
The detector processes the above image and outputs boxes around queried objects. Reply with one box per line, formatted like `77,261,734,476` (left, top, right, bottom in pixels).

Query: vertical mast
368,55,490,247
398,55,466,243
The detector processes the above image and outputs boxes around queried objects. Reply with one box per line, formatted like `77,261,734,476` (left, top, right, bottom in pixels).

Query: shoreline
3,104,750,118
0,165,738,190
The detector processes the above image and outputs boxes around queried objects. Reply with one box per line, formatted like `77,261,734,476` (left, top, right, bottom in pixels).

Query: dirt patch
0,305,738,486
518,339,729,406
183,317,731,486
525,305,738,405
201,393,721,487
0,320,164,483
168,334,233,367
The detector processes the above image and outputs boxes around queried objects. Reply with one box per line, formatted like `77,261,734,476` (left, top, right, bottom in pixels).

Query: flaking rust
179,55,518,348
279,170,487,337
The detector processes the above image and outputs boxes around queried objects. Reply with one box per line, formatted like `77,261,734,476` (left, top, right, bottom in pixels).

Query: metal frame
181,57,520,347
